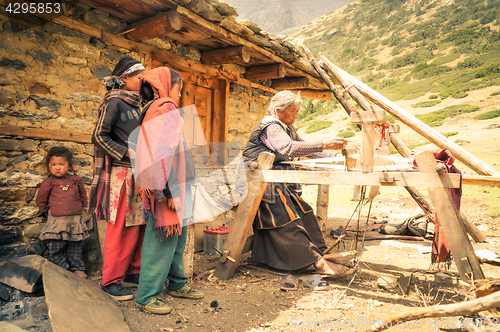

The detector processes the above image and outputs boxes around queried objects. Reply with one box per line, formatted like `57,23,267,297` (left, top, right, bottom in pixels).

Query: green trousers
136,217,188,305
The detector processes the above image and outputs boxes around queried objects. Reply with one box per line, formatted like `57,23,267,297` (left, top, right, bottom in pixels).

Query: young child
89,57,146,301
134,66,203,315
36,146,89,278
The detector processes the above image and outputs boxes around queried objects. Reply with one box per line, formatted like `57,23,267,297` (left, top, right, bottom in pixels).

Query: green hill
292,0,500,101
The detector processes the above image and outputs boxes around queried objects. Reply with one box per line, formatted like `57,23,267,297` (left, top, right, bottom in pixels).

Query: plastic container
203,226,230,255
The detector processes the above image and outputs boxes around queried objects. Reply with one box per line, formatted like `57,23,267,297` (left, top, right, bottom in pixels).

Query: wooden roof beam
201,46,251,65
126,9,182,41
244,64,285,81
290,89,332,100
272,77,308,90
175,5,327,89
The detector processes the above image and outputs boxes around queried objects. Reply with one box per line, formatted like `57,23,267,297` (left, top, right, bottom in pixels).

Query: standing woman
89,57,146,301
134,67,203,315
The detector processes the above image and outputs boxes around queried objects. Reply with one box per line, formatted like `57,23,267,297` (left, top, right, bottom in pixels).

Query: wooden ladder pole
214,152,275,280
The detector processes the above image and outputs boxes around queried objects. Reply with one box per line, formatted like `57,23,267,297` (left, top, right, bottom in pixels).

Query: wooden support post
126,9,182,41
271,77,309,90
244,63,285,81
414,151,484,282
201,46,251,65
362,123,377,173
390,133,486,242
214,152,275,280
183,224,195,278
316,184,329,235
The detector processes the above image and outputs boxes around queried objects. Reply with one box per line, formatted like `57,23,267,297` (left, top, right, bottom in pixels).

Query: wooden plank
414,151,484,282
462,175,500,187
126,9,182,41
244,64,286,81
320,54,500,177
201,46,251,65
214,152,275,280
0,125,92,144
258,170,461,188
316,184,329,235
351,111,387,124
290,89,332,100
362,123,377,173
271,77,308,90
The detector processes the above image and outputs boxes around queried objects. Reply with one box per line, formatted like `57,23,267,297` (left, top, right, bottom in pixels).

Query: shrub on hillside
457,58,483,69
429,95,439,99
411,100,442,108
416,104,480,126
443,131,458,137
306,120,332,133
475,63,500,79
474,110,500,120
453,92,468,98
337,131,355,138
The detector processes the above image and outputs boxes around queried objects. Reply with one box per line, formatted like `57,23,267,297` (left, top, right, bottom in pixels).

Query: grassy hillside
293,0,500,101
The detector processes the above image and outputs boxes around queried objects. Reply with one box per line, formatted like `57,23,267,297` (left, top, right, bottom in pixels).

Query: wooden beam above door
244,64,286,81
126,9,182,41
290,89,332,100
201,46,251,65
271,77,309,90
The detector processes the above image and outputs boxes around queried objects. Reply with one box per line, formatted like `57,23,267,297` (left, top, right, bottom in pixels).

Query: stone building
0,0,330,268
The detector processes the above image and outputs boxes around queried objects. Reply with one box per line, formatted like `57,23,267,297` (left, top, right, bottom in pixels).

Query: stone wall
227,84,272,149
0,4,272,263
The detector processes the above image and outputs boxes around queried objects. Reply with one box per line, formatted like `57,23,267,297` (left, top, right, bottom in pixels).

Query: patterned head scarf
101,63,145,89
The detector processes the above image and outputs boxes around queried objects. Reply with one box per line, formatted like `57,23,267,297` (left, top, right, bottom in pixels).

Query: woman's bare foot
74,270,87,278
314,257,349,276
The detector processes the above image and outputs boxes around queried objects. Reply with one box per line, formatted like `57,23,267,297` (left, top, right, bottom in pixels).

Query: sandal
302,274,332,291
280,274,299,291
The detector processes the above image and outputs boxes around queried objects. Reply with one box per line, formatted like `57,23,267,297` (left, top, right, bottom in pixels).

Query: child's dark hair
107,56,143,91
45,147,74,175
140,68,183,104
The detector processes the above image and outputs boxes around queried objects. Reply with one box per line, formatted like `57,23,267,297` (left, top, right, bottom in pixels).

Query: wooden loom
213,49,500,282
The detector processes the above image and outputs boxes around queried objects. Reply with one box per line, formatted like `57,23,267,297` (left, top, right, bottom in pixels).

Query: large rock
91,64,112,79
205,0,238,16
0,255,46,293
0,227,17,246
43,262,131,332
0,169,44,188
0,205,39,225
28,95,61,112
0,58,26,70
186,0,223,22
0,138,40,152
0,242,45,262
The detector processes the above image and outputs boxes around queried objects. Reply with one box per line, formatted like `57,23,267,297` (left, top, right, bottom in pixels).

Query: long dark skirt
251,197,327,271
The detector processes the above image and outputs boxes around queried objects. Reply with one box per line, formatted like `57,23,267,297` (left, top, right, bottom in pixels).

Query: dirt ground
87,189,500,332
86,89,500,332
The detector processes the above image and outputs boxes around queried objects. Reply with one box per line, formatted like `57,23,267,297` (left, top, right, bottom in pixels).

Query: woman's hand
322,137,348,150
167,197,181,210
